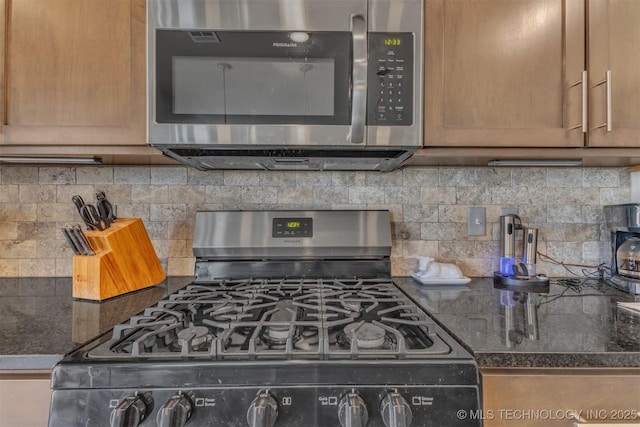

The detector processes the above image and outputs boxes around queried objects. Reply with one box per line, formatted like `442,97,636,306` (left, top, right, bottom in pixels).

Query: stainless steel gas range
49,210,480,427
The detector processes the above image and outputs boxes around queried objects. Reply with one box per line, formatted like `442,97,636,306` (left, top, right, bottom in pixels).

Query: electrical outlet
500,207,519,216
467,207,486,236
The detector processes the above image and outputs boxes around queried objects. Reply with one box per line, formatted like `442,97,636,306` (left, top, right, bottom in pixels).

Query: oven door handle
349,14,367,145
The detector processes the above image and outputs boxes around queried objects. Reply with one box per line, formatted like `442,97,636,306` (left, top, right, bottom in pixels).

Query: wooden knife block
72,218,166,301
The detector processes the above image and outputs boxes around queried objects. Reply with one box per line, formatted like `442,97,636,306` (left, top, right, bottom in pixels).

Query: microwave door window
223,58,334,117
173,57,225,115
171,56,335,120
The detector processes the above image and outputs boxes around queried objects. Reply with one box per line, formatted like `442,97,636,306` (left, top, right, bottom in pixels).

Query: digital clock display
273,218,313,238
384,38,401,46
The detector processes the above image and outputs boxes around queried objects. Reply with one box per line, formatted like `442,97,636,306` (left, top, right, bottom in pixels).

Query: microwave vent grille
189,31,220,43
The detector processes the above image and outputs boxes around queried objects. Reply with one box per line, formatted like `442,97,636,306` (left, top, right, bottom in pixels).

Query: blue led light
499,256,515,275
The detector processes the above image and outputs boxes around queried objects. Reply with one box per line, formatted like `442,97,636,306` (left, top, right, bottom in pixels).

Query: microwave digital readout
384,38,401,46
273,218,313,238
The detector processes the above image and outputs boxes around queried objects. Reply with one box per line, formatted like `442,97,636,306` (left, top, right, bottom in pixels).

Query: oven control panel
49,385,480,426
272,217,313,238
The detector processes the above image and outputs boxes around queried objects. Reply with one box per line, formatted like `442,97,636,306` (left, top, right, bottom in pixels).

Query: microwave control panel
367,33,414,126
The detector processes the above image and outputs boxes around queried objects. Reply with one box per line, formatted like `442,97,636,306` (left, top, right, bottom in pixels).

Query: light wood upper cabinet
1,0,146,146
424,0,640,150
0,0,5,144
587,0,640,147
425,0,586,148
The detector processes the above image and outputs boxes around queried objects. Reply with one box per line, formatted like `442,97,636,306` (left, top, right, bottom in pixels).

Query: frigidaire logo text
273,42,297,47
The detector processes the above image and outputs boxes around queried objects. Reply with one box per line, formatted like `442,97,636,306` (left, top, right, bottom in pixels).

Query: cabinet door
588,0,640,147
481,369,640,427
425,0,585,148
0,0,5,144
2,0,145,146
0,373,51,427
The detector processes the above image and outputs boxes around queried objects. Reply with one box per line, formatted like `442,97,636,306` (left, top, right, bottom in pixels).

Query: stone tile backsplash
0,165,631,278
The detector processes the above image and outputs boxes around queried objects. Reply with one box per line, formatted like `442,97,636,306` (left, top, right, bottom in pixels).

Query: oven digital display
273,218,312,238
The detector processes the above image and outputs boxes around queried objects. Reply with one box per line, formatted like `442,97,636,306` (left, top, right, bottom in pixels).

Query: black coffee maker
603,203,640,294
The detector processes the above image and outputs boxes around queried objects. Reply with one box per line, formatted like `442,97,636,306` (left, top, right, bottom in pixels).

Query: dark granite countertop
395,277,640,368
1,276,639,371
0,277,193,370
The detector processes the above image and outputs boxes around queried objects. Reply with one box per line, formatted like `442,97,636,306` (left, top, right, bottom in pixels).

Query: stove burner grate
89,278,451,361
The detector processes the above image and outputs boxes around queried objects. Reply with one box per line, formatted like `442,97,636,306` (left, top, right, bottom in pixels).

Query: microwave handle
349,14,367,144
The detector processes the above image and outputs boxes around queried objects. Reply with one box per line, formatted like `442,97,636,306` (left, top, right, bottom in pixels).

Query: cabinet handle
606,70,612,132
591,70,613,132
570,410,640,426
568,70,588,133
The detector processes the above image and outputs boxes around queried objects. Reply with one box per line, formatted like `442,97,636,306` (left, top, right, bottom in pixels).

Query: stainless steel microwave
147,0,423,171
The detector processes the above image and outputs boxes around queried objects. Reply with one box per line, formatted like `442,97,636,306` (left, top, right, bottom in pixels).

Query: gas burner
340,322,388,349
261,329,303,350
266,324,294,342
172,325,213,351
263,299,301,345
262,299,301,348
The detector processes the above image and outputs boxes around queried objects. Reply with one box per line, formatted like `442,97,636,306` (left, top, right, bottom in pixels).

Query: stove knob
110,393,153,427
338,391,369,427
156,393,193,427
380,392,413,427
246,390,278,427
